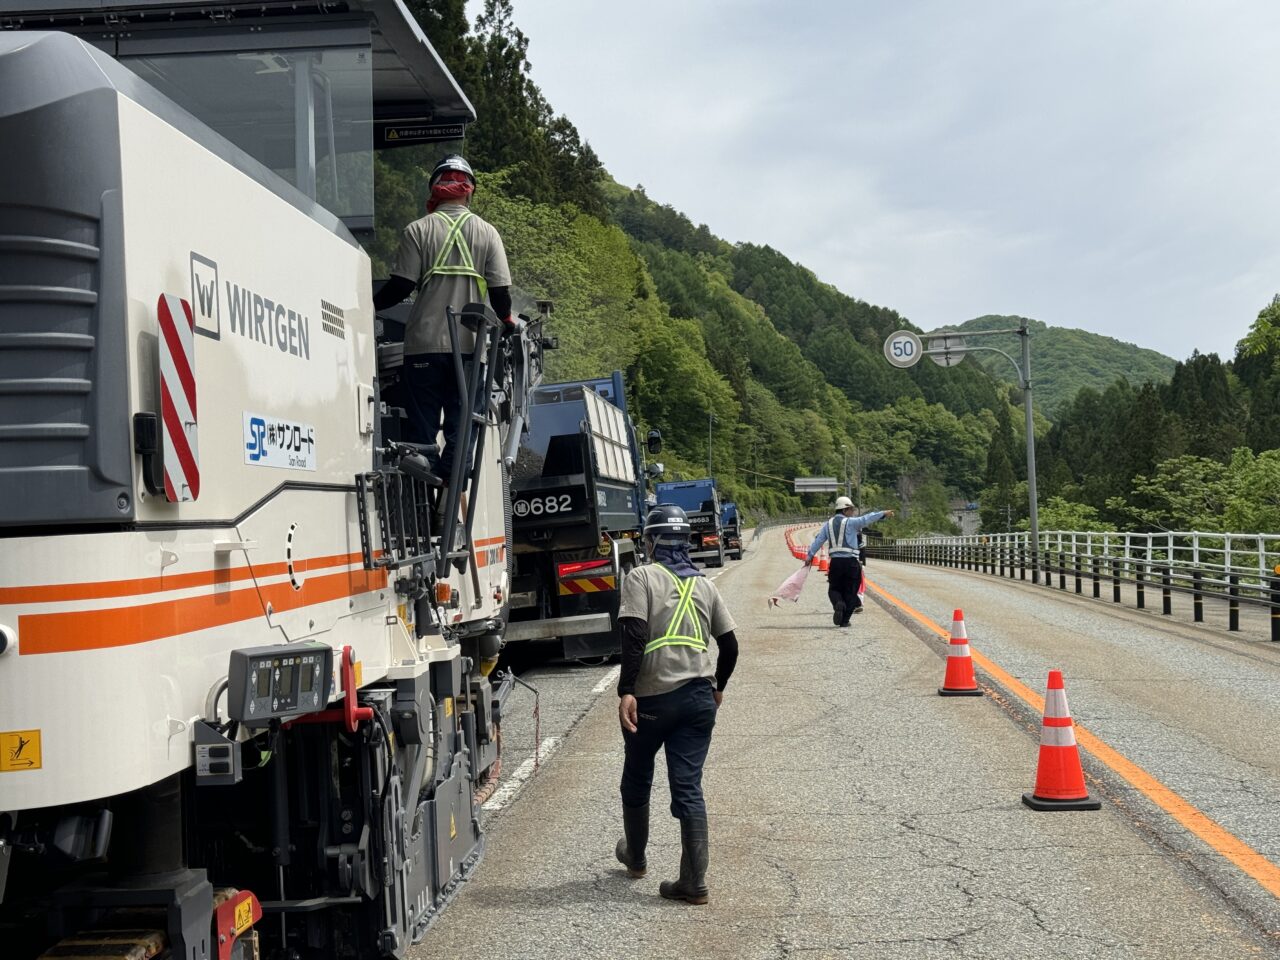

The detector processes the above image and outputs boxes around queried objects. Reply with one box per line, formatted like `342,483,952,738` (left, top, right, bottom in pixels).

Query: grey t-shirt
619,564,737,698
389,203,512,354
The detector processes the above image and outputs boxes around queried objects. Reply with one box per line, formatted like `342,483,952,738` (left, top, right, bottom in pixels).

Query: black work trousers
620,679,718,820
828,555,863,625
403,353,460,476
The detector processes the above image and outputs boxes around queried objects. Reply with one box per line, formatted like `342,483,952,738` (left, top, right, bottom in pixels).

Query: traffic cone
819,553,830,572
938,609,982,697
1022,671,1101,811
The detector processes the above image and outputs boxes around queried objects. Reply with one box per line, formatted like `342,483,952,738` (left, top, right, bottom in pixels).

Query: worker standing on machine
374,154,514,478
806,497,893,626
614,505,739,905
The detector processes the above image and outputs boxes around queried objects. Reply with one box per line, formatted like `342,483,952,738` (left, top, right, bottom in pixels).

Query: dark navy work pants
828,555,863,625
621,678,717,820
403,353,459,476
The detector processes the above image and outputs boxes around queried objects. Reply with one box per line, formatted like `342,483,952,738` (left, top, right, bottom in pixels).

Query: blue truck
655,478,726,567
505,371,662,658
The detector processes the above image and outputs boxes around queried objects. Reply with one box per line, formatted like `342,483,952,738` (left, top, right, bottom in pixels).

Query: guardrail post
1019,545,1026,581
1058,552,1066,590
1228,574,1239,631
999,542,1006,578
1074,554,1082,594
1091,554,1100,598
1112,556,1121,603
1192,569,1203,623
1136,562,1145,609
1161,566,1172,615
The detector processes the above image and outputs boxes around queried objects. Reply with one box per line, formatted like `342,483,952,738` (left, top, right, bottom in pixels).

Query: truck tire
709,545,725,568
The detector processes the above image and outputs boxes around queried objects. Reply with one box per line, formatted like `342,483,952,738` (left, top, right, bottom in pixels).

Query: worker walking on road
806,497,893,627
615,504,739,905
373,154,514,479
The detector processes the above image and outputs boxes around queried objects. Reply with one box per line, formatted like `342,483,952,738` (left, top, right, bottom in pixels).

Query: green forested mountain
954,316,1176,417
376,0,1280,537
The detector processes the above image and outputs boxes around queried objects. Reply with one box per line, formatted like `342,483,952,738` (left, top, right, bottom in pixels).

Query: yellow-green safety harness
643,564,707,655
418,209,488,298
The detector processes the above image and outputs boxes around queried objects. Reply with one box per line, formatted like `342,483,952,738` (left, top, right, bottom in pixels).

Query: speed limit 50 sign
884,330,922,368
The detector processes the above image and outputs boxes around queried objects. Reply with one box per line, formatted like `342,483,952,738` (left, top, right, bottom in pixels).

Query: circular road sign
884,330,923,368
927,333,967,368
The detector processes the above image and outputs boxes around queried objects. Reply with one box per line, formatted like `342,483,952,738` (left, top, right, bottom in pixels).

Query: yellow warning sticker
0,729,41,772
444,697,453,717
353,659,364,689
449,812,457,839
233,898,254,935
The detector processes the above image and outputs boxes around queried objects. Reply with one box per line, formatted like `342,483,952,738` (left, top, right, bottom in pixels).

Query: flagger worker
373,154,513,478
615,504,739,905
806,496,893,627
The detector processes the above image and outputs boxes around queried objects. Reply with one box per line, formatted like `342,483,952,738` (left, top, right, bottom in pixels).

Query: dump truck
506,371,662,658
722,501,744,560
655,478,725,567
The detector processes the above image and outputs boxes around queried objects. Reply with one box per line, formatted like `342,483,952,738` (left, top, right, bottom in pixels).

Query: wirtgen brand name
189,251,312,360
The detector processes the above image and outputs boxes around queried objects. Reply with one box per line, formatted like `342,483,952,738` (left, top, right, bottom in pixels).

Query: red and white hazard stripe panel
157,293,200,502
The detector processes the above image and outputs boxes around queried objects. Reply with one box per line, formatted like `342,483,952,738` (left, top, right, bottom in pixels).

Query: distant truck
506,371,661,658
655,478,725,567
721,501,743,560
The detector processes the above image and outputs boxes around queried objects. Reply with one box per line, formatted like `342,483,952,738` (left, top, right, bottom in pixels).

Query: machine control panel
227,642,334,727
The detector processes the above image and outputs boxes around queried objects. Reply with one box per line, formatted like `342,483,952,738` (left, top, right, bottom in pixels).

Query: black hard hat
644,504,691,536
429,154,476,187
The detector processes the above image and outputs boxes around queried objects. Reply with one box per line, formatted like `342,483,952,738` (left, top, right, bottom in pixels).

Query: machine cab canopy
0,0,474,235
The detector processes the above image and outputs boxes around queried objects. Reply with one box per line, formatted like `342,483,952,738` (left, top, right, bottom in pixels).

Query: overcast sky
505,0,1280,361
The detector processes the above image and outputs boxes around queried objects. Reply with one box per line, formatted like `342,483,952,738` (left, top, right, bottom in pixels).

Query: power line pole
707,411,717,477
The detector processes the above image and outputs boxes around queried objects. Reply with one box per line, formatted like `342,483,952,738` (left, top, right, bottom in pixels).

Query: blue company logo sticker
243,411,316,471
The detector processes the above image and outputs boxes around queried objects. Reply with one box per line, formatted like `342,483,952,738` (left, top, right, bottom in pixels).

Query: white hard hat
834,496,854,510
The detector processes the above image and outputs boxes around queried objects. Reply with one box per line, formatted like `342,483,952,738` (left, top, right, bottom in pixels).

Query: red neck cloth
427,172,474,213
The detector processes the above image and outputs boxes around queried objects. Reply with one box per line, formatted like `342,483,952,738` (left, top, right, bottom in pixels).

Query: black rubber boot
615,803,649,878
660,817,709,904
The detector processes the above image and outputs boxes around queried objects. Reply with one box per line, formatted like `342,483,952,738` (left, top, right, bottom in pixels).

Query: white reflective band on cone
1044,688,1070,719
1040,725,1077,748
950,622,968,640
947,645,971,658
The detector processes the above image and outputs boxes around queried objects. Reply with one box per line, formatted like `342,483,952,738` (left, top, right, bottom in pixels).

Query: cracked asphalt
411,529,1280,959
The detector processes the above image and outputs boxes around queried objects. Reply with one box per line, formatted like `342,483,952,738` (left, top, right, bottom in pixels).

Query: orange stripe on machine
18,566,388,655
0,552,367,606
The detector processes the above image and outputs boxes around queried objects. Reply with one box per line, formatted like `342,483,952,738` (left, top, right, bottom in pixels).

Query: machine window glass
122,45,373,225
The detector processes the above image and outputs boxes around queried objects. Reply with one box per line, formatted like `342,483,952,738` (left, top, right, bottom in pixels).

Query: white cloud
508,0,1280,359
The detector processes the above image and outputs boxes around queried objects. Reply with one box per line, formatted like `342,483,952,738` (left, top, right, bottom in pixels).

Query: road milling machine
0,3,543,958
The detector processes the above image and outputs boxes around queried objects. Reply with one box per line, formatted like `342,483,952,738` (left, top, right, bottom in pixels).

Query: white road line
591,665,621,695
481,736,563,813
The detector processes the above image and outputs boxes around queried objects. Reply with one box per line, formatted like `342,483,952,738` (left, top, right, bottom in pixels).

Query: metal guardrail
868,531,1280,639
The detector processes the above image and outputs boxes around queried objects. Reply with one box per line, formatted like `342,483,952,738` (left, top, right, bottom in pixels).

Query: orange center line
866,576,1280,900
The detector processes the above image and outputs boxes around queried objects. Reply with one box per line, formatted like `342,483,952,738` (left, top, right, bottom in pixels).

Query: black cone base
1021,792,1102,811
938,686,983,697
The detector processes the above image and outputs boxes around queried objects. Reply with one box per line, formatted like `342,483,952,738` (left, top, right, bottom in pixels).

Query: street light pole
1018,319,1040,582
841,445,850,500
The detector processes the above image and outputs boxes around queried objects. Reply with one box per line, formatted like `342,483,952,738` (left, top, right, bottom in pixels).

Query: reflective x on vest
644,564,707,654
419,209,488,298
827,516,856,555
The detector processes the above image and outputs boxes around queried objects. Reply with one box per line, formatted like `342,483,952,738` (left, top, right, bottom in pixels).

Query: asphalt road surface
412,529,1280,959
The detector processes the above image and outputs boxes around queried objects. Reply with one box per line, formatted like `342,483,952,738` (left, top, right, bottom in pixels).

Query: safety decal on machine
0,729,41,772
243,412,317,471
158,294,200,501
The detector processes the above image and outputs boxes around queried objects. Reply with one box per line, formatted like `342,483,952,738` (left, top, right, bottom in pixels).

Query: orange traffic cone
1022,670,1101,810
938,609,982,697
